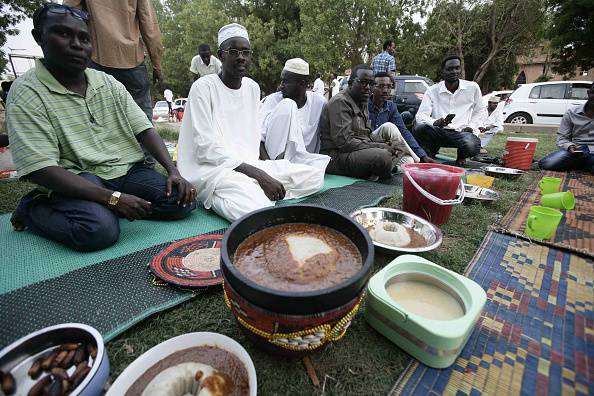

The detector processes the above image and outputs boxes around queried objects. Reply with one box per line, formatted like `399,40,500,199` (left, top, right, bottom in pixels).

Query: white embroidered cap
218,23,249,47
283,58,309,76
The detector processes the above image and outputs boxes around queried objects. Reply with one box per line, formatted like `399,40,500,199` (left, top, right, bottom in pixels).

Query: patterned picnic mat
0,175,402,348
494,171,594,258
390,231,594,396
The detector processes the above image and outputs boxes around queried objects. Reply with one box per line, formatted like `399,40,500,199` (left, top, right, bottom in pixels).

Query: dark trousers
14,164,195,252
325,148,393,179
539,148,594,173
412,124,481,160
89,61,155,165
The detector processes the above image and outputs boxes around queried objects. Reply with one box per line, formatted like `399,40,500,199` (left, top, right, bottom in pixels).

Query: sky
2,18,43,78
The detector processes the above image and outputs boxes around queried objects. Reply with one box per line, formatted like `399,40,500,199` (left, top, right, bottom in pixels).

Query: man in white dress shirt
413,55,486,165
478,96,504,148
260,58,330,170
313,74,325,97
189,43,222,81
177,24,325,221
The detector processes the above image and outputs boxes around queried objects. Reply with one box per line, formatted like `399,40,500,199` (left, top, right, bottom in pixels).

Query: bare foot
10,213,27,231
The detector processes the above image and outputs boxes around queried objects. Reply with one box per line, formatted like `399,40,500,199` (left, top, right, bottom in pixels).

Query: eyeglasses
354,79,375,88
42,3,89,22
221,49,253,57
375,84,393,90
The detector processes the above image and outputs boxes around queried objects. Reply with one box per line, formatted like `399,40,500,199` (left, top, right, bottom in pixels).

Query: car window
155,101,168,107
529,86,540,99
404,81,427,93
568,83,590,100
538,84,566,99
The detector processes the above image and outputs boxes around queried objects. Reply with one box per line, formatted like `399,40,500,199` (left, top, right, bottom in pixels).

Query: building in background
516,44,594,85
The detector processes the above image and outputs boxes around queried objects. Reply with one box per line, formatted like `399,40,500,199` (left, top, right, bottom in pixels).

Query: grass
0,131,554,395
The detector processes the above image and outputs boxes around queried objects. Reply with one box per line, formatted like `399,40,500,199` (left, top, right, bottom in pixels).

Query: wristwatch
108,191,121,208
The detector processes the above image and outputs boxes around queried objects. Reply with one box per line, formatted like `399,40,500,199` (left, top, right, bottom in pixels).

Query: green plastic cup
525,206,563,240
541,191,575,210
538,177,561,195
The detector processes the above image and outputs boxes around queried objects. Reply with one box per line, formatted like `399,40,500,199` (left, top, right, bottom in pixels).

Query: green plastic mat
0,174,358,294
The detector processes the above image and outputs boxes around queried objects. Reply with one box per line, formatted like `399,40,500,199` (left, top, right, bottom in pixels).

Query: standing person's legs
89,61,155,166
117,164,195,220
11,173,120,251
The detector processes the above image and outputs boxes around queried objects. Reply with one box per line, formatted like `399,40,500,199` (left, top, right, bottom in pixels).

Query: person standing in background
163,87,173,119
313,73,325,97
371,40,396,77
64,0,164,164
189,44,222,81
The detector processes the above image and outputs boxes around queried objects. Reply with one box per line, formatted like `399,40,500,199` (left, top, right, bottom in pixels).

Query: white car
503,80,592,125
152,100,170,122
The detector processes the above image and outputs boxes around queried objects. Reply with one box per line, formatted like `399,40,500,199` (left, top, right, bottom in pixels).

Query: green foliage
534,74,552,82
0,0,48,73
548,0,594,76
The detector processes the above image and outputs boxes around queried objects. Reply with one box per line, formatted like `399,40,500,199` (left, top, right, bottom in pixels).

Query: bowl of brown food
220,205,374,356
106,332,255,396
350,207,442,254
0,323,109,396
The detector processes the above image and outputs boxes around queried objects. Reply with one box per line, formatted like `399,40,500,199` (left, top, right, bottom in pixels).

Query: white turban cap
283,58,309,76
218,23,250,47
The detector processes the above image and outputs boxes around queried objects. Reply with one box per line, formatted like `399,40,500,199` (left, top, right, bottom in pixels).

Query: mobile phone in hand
444,113,456,124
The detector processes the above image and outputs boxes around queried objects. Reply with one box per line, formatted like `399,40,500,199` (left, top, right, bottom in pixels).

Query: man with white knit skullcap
177,24,325,221
260,58,330,168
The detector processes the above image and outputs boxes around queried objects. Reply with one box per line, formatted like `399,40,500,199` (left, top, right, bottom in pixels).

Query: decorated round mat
150,234,224,287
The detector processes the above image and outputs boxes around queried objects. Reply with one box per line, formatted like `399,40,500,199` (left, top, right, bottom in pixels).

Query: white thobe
313,78,325,96
416,79,487,134
260,91,329,170
483,103,504,134
177,74,325,221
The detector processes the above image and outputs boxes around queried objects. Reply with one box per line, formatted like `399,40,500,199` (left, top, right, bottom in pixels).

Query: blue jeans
412,124,481,159
539,148,594,173
14,164,195,251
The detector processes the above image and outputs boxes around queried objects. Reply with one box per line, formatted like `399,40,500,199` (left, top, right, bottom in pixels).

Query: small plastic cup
538,177,561,195
541,191,575,210
525,206,563,240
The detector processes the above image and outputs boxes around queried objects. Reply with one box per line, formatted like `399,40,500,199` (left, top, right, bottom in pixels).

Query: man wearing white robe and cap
260,58,330,169
177,23,326,221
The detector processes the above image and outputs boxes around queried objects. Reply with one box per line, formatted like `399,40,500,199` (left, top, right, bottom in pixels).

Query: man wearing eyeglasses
6,4,196,251
319,65,412,180
177,24,325,221
259,58,329,170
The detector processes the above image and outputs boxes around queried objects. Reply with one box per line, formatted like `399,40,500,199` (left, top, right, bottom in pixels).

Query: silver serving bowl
483,166,524,179
463,184,500,204
0,323,109,396
350,208,442,253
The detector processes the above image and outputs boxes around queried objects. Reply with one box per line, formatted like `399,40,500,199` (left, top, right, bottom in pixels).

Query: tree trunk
473,49,497,84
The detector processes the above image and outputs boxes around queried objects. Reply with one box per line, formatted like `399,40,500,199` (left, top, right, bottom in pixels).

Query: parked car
392,75,434,116
482,90,513,105
503,80,592,125
152,100,170,122
173,98,187,110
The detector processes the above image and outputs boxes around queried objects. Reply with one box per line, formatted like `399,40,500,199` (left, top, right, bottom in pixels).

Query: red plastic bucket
402,163,465,225
503,137,538,170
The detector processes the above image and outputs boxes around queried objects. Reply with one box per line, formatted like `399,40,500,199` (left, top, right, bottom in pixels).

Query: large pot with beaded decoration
221,204,374,356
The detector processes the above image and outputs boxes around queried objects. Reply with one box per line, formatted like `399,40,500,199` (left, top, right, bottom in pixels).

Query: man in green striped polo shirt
6,3,196,251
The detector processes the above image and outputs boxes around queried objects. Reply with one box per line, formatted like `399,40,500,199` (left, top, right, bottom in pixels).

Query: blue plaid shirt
371,51,396,74
368,99,427,158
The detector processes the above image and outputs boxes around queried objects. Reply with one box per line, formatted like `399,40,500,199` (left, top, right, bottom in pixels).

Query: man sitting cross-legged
7,4,196,251
413,55,486,165
260,58,330,170
177,24,325,222
319,65,420,180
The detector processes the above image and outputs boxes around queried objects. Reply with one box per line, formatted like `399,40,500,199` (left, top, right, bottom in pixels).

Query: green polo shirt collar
34,59,104,98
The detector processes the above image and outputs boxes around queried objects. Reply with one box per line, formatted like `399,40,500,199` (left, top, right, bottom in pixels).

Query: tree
547,0,594,76
0,0,48,74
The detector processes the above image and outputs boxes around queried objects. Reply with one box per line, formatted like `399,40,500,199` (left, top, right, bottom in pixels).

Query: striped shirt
370,51,396,74
7,59,151,180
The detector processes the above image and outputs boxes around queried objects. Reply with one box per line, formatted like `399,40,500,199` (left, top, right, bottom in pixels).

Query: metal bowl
350,208,442,253
0,323,109,396
463,184,500,204
483,166,524,179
